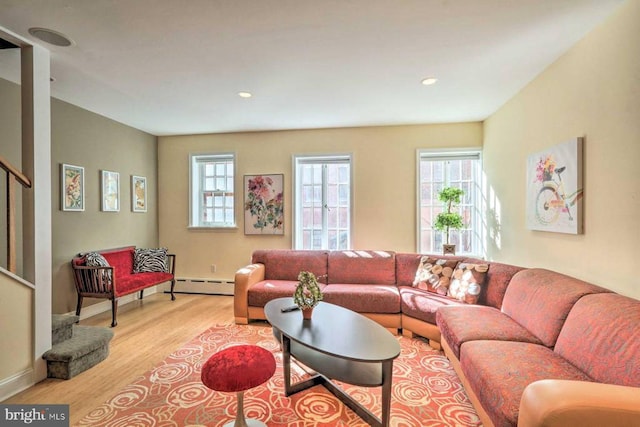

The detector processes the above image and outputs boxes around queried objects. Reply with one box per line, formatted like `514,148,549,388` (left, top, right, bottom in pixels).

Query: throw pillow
447,262,489,304
133,247,168,273
413,256,459,295
84,252,112,283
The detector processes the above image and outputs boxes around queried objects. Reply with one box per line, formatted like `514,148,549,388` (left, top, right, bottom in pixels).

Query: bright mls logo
1,405,69,426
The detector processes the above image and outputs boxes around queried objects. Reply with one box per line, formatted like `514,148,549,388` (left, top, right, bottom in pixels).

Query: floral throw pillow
447,262,489,304
84,252,112,283
413,256,459,295
133,247,168,273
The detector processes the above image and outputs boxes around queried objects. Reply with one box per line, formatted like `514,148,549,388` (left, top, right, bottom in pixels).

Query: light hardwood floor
3,292,236,425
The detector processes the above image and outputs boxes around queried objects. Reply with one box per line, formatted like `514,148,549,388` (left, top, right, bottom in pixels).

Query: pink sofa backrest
554,293,640,387
328,250,396,285
252,249,329,283
395,253,523,309
502,268,611,347
463,258,525,309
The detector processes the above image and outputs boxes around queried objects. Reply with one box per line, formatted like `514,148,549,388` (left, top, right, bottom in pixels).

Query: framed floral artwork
244,174,284,235
132,175,147,212
526,137,583,234
101,170,120,212
61,163,84,211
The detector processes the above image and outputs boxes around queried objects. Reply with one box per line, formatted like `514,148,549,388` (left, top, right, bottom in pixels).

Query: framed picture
131,175,147,212
526,137,584,234
101,170,120,212
244,174,284,235
61,163,84,211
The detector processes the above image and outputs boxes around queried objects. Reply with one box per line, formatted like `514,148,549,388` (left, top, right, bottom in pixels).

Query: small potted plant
293,271,323,319
434,187,465,255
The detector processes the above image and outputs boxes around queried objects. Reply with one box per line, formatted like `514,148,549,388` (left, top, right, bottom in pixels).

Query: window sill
188,225,238,232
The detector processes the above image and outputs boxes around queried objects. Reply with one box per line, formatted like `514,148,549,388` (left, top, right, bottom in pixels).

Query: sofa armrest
519,379,640,427
71,264,115,296
234,263,265,323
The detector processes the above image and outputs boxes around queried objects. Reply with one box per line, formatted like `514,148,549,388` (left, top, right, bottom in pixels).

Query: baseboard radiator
164,277,235,296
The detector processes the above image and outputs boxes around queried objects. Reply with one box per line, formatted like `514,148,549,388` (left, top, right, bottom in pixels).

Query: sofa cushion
252,250,328,282
322,284,400,313
85,252,109,268
447,262,488,304
413,256,459,295
84,252,112,283
461,340,592,427
328,250,396,285
133,247,168,273
247,280,327,307
115,272,174,297
399,286,463,324
463,258,525,309
101,247,135,280
501,268,611,347
437,305,543,359
554,293,640,387
395,253,465,286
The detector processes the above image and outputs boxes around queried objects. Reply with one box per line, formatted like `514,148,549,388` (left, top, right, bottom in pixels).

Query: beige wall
158,124,482,279
0,272,32,381
51,99,159,313
483,0,639,298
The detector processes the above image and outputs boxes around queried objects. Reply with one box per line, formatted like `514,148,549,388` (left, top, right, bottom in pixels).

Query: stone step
43,325,114,379
51,314,79,345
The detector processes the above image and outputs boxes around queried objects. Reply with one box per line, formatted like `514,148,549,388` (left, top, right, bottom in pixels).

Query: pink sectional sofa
437,268,640,426
234,249,640,426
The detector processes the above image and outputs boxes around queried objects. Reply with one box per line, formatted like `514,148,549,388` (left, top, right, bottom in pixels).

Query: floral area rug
76,323,481,426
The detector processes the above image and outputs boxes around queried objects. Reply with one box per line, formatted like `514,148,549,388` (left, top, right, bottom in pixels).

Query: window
190,153,235,228
294,155,352,250
418,149,482,256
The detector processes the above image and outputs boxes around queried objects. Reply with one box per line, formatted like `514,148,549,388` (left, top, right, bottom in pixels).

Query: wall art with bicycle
526,137,584,234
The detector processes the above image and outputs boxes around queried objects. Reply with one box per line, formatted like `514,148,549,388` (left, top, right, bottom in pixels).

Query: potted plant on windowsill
434,187,465,255
293,271,323,320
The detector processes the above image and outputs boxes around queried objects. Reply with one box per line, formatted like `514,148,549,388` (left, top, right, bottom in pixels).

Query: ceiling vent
28,27,73,47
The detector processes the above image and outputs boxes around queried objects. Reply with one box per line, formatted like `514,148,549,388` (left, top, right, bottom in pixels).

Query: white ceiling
0,0,624,136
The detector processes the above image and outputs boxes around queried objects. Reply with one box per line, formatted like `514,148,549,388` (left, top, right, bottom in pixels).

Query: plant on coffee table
293,271,323,319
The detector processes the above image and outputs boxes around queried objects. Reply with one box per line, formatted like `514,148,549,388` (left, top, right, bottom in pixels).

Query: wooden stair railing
0,154,32,273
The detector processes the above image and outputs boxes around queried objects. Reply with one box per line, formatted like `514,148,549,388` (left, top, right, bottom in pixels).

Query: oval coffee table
265,297,401,427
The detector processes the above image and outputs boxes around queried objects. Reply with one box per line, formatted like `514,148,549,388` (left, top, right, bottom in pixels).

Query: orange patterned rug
76,323,481,426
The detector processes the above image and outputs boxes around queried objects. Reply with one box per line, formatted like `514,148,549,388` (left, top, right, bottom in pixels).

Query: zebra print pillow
84,252,112,282
133,247,168,273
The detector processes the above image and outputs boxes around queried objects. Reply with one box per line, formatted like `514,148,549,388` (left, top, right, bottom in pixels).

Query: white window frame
189,152,236,228
416,148,484,257
293,154,353,250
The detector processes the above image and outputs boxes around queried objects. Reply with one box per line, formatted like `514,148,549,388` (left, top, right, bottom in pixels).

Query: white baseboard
0,368,34,402
68,286,160,320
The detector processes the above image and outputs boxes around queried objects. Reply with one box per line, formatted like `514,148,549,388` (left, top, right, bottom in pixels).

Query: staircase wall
0,269,34,401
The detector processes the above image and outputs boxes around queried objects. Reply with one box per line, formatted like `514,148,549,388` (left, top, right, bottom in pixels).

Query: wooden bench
71,246,176,327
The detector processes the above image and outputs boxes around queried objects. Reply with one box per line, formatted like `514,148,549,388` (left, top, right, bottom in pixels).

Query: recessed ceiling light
28,27,73,47
421,77,438,86
238,91,252,98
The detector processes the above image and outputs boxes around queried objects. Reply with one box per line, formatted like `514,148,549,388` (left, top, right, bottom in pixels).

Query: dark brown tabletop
265,297,400,363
